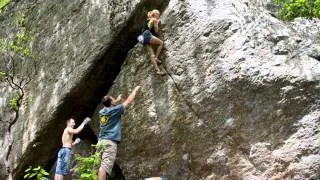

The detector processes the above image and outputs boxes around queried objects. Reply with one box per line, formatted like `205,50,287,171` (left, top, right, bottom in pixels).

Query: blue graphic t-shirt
98,104,125,142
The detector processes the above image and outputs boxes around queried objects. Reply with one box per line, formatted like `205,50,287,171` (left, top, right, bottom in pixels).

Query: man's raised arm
67,117,91,134
123,86,141,108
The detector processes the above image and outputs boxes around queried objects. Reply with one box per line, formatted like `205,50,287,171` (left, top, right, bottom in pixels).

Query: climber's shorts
142,30,152,45
55,147,72,175
97,139,118,175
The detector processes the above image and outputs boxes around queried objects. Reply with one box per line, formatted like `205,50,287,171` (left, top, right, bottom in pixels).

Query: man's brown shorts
97,139,117,175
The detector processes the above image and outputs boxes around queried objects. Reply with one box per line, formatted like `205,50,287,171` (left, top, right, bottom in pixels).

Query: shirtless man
54,117,91,180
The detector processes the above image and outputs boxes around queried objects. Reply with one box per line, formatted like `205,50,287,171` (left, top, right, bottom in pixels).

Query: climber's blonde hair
147,9,160,18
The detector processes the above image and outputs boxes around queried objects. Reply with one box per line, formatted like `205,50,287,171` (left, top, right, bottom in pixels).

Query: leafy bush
0,38,4,53
0,71,6,80
9,13,33,57
275,0,320,20
0,0,10,12
9,97,18,111
0,12,35,111
24,166,49,180
74,146,101,180
315,0,320,16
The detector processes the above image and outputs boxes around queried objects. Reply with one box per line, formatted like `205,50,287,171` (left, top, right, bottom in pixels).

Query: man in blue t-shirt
97,86,141,180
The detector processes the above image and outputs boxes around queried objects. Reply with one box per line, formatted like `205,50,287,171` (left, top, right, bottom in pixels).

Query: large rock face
0,0,168,179
0,0,319,179
104,0,320,179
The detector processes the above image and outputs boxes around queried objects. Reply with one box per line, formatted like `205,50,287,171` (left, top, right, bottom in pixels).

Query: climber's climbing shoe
156,71,165,75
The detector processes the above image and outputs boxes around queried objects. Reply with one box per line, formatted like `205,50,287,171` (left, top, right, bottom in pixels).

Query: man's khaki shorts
97,139,118,175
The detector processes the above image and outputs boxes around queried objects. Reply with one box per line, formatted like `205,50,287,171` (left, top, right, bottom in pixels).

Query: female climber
139,9,165,75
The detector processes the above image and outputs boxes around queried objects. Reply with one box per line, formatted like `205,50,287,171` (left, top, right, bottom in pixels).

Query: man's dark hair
102,96,112,107
66,118,73,125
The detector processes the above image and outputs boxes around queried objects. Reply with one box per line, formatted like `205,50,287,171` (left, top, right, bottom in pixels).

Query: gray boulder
103,0,320,179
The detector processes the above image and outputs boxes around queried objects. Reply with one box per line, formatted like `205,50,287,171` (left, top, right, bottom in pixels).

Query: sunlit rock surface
0,0,319,179
102,0,320,179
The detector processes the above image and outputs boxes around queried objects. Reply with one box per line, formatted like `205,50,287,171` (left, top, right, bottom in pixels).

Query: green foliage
0,13,33,58
8,32,32,57
9,97,18,111
0,38,4,53
15,13,26,27
0,71,7,80
315,0,320,16
8,13,33,57
0,0,10,12
74,146,101,180
0,12,35,112
275,0,320,20
23,166,49,180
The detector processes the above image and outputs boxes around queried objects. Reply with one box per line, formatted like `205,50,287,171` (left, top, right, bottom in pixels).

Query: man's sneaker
157,59,162,64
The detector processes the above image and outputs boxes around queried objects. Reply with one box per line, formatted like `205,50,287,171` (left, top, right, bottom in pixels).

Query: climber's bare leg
146,45,161,72
150,36,163,60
